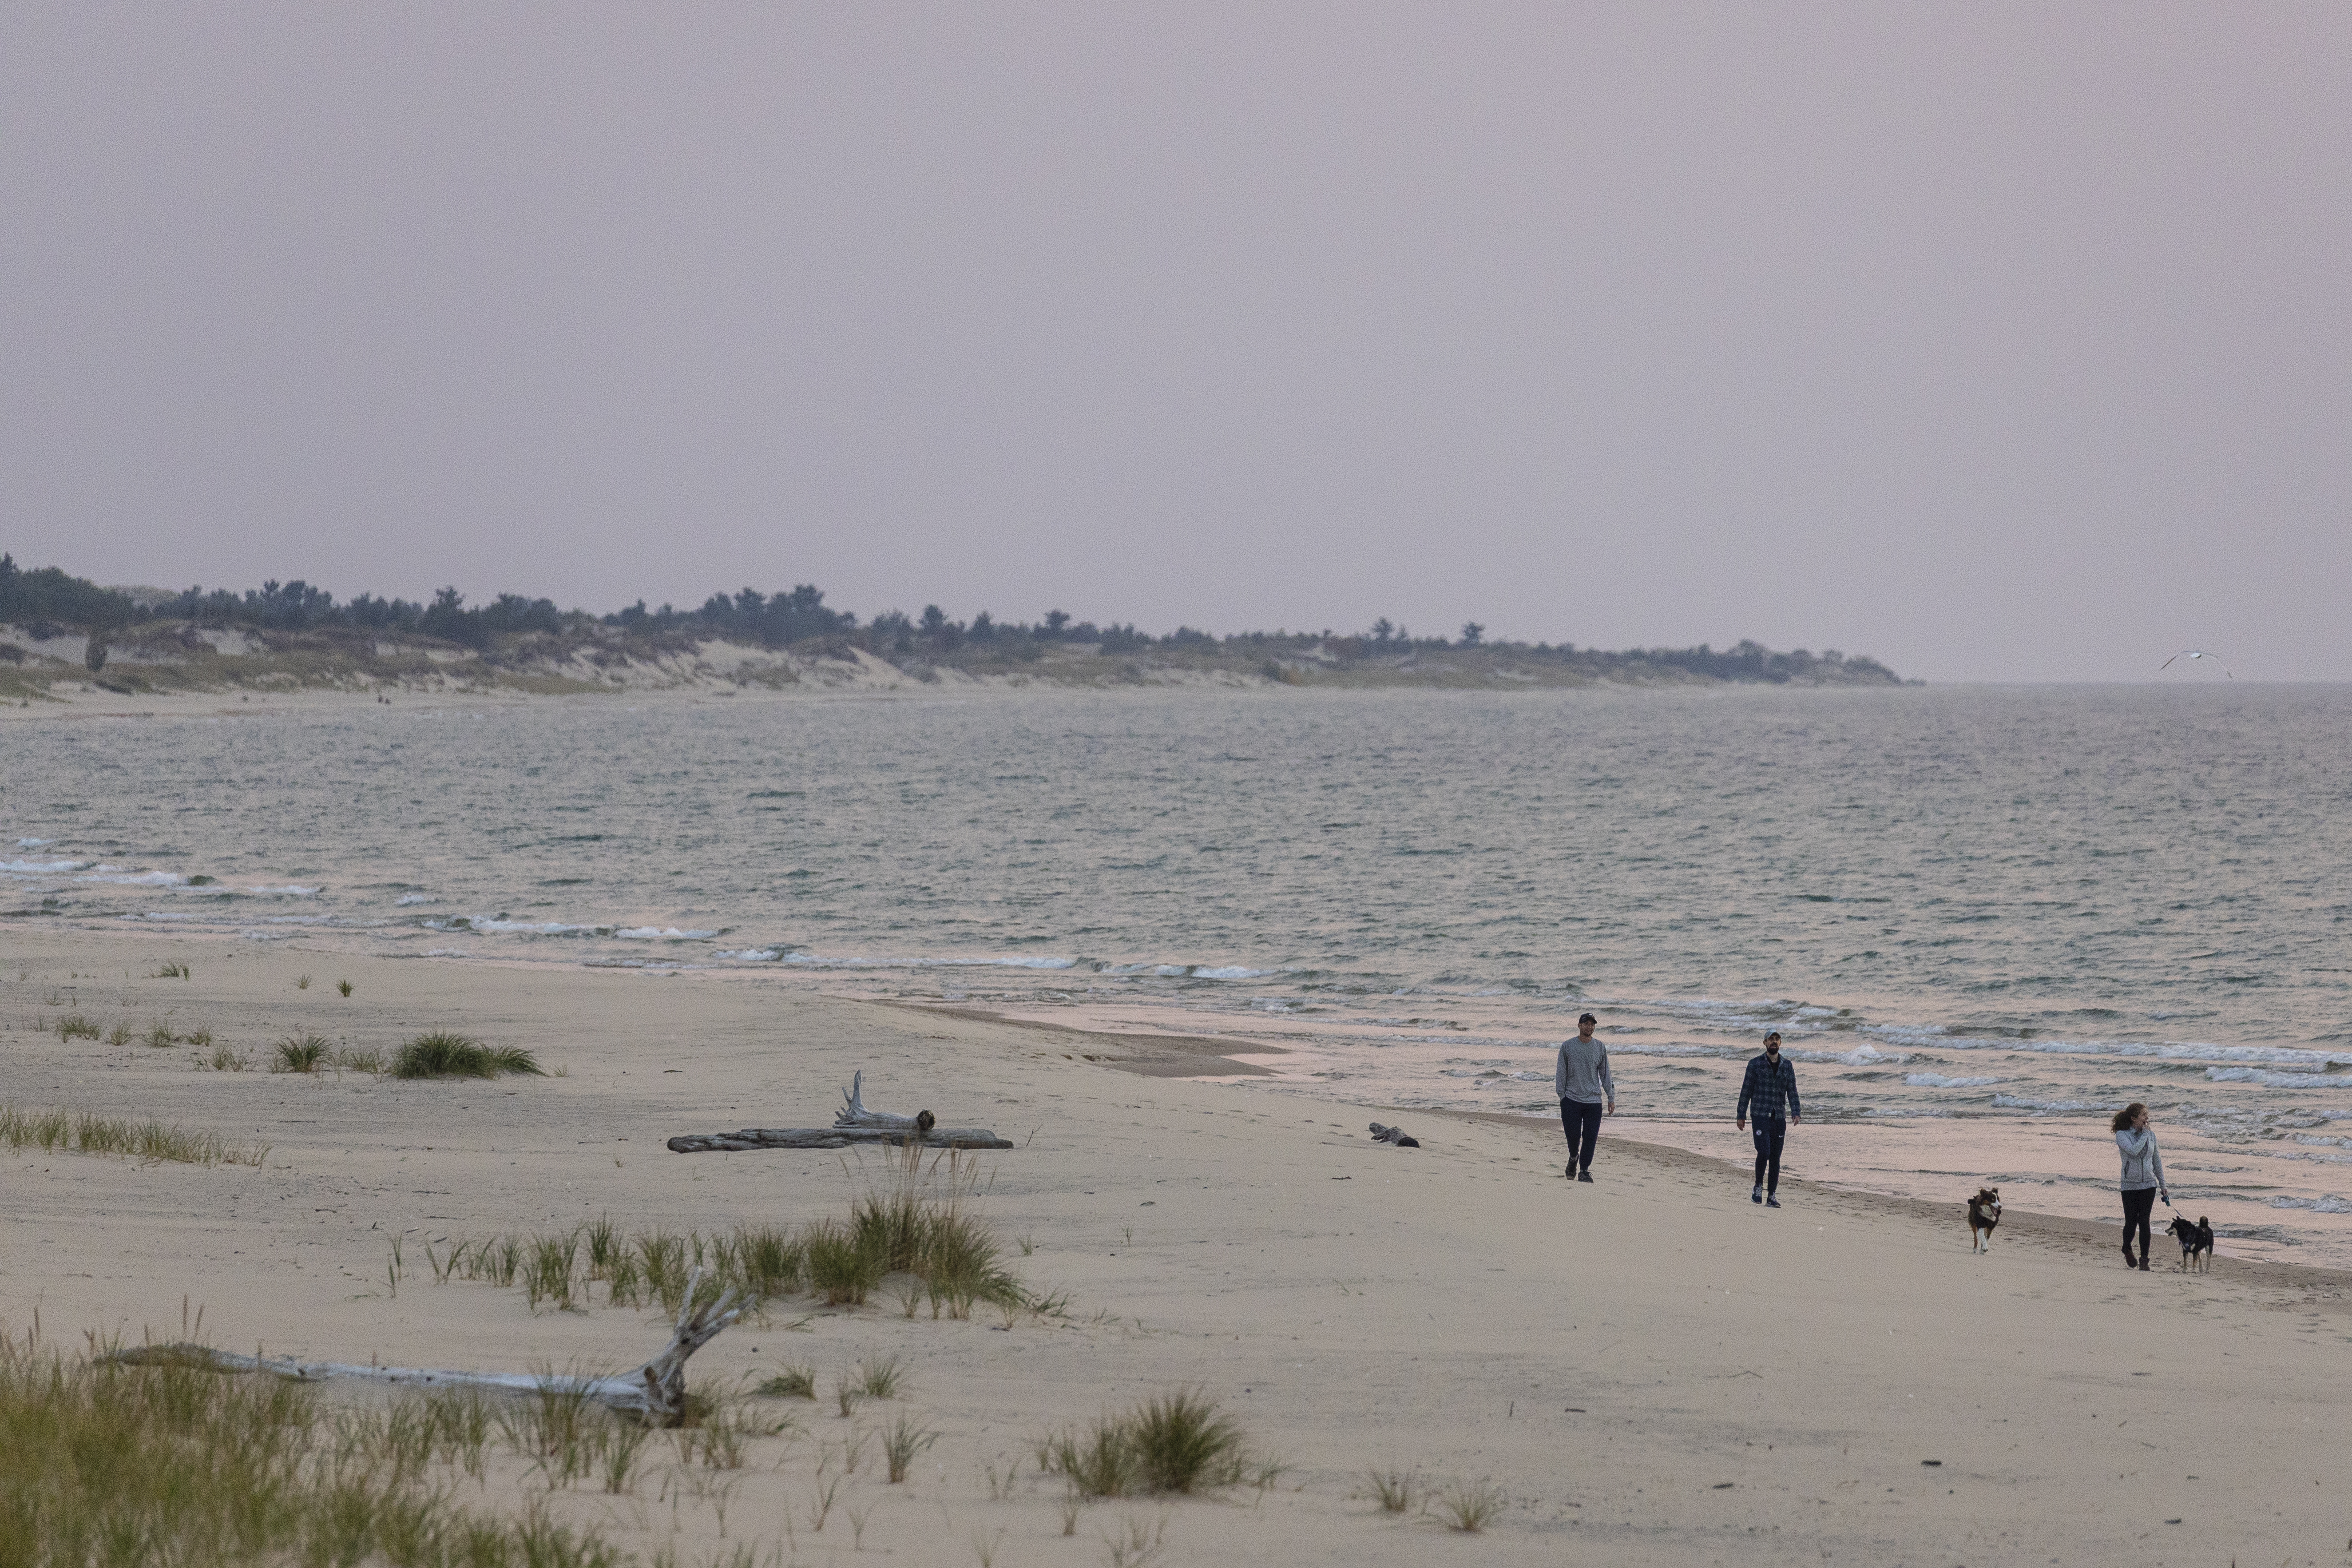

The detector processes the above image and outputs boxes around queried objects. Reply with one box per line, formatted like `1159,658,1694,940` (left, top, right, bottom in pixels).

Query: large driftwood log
666,1071,1014,1153
667,1124,1011,1154
107,1270,742,1425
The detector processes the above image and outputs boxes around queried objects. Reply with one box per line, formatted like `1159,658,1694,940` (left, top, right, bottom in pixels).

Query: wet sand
4,927,2348,1564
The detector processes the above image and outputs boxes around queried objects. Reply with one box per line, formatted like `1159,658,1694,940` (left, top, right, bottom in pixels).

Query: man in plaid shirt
1735,1030,1802,1208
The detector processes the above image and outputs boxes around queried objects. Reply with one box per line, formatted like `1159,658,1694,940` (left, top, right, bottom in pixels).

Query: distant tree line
0,553,1899,682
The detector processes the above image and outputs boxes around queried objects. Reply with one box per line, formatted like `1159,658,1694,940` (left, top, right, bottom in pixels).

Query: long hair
2111,1102,2146,1133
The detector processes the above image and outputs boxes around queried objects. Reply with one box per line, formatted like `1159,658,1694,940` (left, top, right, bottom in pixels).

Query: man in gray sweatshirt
1555,1012,1616,1182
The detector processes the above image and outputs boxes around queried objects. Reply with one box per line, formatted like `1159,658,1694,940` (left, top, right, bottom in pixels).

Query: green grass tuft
390,1032,545,1079
273,1034,331,1073
0,1331,624,1565
1042,1389,1258,1498
0,1102,266,1168
55,1013,99,1042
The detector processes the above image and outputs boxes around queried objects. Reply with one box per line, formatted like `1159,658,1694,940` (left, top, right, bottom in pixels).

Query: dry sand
4,927,2348,1565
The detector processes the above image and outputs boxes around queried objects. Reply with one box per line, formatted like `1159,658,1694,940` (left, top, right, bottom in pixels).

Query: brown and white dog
1967,1187,2002,1254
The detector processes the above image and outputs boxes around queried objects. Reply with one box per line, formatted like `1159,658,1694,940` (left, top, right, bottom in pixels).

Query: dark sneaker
1751,1185,1763,1204
1765,1196,1780,1209
2122,1244,2136,1268
1577,1170,1594,1183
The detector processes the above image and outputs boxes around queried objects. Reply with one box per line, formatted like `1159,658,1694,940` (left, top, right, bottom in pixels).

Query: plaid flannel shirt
1738,1053,1801,1122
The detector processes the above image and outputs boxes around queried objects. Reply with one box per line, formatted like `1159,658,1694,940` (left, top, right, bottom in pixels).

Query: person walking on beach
2113,1101,2169,1270
1736,1031,1801,1207
1555,1012,1615,1183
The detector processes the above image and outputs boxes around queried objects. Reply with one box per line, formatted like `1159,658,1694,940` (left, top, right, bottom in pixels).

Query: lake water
8,684,2351,1262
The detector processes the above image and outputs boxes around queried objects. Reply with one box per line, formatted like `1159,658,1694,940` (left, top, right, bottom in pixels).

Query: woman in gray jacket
2112,1101,2170,1270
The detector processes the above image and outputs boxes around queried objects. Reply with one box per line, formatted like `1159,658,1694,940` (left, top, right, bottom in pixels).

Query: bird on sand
2160,650,2232,679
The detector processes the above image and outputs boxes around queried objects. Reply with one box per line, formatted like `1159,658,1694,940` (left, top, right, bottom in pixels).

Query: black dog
1967,1187,2002,1254
2166,1211,2214,1272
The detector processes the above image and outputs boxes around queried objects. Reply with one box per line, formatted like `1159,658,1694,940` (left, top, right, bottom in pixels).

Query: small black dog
2166,1211,2214,1272
1967,1187,2002,1254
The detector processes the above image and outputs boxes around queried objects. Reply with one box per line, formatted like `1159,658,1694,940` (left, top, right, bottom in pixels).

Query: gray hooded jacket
2115,1126,2167,1192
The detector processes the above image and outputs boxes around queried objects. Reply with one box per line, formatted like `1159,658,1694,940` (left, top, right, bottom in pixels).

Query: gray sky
5,4,2347,682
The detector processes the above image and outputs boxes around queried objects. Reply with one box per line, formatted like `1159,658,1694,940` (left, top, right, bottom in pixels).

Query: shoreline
4,927,2351,1561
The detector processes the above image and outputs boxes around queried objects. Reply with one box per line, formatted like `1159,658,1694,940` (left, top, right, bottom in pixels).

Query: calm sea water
8,685,2352,1258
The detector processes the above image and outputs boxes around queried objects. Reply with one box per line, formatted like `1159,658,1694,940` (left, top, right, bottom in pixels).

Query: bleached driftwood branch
107,1269,742,1425
834,1069,923,1129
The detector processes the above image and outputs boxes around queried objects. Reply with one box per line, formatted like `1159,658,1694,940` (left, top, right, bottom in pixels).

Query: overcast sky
4,4,2346,681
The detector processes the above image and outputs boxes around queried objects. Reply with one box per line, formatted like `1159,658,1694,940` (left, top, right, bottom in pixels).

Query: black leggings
2122,1187,2158,1259
1560,1099,1602,1172
1751,1117,1786,1194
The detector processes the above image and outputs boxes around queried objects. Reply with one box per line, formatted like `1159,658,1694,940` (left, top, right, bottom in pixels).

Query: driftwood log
667,1124,1011,1153
666,1072,1015,1154
105,1270,742,1425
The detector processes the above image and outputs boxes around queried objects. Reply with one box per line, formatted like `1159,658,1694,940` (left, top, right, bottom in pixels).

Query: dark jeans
1751,1117,1787,1194
2122,1186,2158,1259
1560,1098,1603,1172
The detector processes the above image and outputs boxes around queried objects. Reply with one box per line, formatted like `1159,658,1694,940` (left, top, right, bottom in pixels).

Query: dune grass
433,1154,1038,1322
1039,1390,1262,1497
1437,1477,1505,1532
0,1102,267,1168
54,1012,99,1042
0,1329,623,1567
390,1032,544,1080
273,1033,332,1073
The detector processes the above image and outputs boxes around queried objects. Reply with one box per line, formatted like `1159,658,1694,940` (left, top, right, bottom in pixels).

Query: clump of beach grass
1368,1465,1419,1513
1436,1477,1505,1532
882,1412,938,1482
390,1031,544,1080
273,1034,332,1074
153,961,191,979
55,1012,99,1042
337,979,353,997
105,1022,135,1048
755,1364,817,1400
0,1102,267,1167
145,1021,177,1048
0,1330,634,1567
1040,1390,1258,1498
430,1155,1037,1326
295,974,312,990
205,1044,250,1072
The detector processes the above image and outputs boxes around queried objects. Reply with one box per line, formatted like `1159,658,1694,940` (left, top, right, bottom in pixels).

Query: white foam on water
718,947,784,961
1905,1073,2004,1088
771,951,1080,971
15,838,52,848
615,927,717,941
419,948,471,958
239,929,295,941
2206,1067,2340,1087
1992,1093,2123,1113
1788,1044,1911,1066
474,919,607,936
2269,1195,2352,1213
0,857,85,874
395,893,437,906
245,885,319,897
121,911,202,921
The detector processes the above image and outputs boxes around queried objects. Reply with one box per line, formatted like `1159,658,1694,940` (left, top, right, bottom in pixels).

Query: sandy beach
3,926,2346,1566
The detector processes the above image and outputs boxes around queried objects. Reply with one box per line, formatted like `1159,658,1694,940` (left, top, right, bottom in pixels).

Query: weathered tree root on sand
107,1269,743,1425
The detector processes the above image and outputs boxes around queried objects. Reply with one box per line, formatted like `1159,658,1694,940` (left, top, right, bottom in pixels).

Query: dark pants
1751,1117,1787,1194
1560,1098,1602,1173
2122,1187,2158,1260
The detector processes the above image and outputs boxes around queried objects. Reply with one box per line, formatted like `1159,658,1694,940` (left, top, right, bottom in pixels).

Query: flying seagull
2159,650,2232,679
